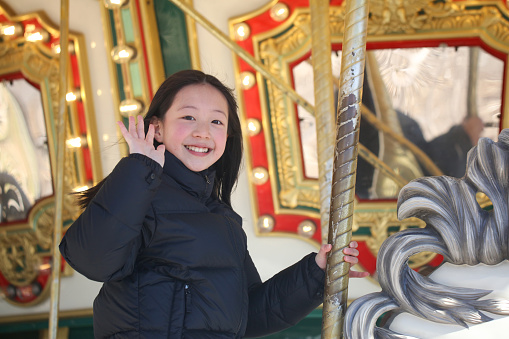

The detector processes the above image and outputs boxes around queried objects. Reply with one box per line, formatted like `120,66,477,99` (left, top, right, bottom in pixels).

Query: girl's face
153,83,229,172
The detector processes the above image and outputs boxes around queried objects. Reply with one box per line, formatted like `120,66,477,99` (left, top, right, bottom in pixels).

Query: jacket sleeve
59,153,162,282
243,251,325,337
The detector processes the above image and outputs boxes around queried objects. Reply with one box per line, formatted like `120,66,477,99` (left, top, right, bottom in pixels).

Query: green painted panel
153,0,192,76
121,8,135,43
263,309,322,338
109,10,126,101
109,10,118,46
129,61,143,97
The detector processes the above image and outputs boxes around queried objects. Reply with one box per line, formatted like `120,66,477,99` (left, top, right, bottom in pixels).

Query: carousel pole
321,0,369,337
309,0,335,244
48,0,70,337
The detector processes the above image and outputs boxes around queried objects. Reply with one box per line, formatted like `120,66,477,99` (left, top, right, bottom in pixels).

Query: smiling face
152,83,229,172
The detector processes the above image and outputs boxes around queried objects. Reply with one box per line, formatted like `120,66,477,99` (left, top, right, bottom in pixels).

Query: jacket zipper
201,174,211,201
184,284,192,313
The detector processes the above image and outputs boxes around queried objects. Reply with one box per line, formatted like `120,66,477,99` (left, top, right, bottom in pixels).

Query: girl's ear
150,117,163,143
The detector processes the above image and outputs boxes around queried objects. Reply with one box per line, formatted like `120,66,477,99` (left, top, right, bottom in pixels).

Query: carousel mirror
0,78,53,222
294,46,503,199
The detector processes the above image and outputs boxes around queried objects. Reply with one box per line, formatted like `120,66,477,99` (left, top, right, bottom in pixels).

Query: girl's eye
212,120,224,125
183,116,195,121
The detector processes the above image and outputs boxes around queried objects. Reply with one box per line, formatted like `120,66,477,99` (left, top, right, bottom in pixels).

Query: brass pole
183,0,201,70
49,0,69,337
309,0,335,244
322,0,369,337
168,0,315,115
467,46,479,118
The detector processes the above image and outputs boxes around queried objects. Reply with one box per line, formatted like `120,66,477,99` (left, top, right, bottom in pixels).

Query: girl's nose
192,122,210,138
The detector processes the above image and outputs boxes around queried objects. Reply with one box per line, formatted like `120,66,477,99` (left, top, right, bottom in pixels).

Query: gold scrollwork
366,0,509,44
0,234,39,286
258,10,321,214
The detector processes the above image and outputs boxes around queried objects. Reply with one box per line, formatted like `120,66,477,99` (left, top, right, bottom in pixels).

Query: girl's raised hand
315,241,370,278
117,115,165,167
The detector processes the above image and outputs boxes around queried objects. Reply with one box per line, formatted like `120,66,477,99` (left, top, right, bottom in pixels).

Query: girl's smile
152,83,229,172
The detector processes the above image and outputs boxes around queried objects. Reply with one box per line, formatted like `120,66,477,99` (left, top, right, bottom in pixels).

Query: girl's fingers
128,115,136,136
117,120,130,140
117,120,126,133
146,124,155,144
350,271,370,278
137,115,144,139
343,247,360,257
343,255,359,265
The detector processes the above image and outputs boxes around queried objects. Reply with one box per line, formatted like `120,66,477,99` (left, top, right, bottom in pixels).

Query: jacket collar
162,151,216,200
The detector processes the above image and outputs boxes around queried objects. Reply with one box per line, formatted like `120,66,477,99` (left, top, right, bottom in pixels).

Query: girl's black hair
76,70,243,209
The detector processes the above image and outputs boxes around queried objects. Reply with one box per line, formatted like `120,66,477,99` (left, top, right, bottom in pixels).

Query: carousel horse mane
344,129,509,339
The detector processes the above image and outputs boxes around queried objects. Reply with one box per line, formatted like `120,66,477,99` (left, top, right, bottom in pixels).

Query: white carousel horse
344,129,509,338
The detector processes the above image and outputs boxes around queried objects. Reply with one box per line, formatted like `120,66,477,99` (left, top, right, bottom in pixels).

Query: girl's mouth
185,145,211,153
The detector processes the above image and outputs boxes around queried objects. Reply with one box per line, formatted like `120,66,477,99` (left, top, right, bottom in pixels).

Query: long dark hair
76,70,243,209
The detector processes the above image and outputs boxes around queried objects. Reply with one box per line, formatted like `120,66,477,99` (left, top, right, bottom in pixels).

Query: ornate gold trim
253,8,322,217
72,34,103,183
504,54,509,130
229,0,280,26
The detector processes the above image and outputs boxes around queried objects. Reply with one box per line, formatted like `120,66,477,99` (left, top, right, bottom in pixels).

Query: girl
59,70,368,338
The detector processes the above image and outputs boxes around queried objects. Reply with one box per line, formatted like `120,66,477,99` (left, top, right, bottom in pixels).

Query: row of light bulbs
258,215,317,238
0,21,77,56
248,116,317,237
233,3,290,42
101,0,145,117
235,3,298,235
108,38,144,115
0,22,50,42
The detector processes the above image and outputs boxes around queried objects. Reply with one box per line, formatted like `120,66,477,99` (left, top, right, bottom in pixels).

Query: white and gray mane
344,129,509,339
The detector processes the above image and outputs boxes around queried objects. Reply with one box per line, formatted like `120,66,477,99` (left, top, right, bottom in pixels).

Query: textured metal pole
467,46,479,118
49,0,69,337
309,0,335,244
322,0,369,337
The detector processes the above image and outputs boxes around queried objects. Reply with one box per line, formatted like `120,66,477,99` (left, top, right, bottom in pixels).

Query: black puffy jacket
60,152,325,338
